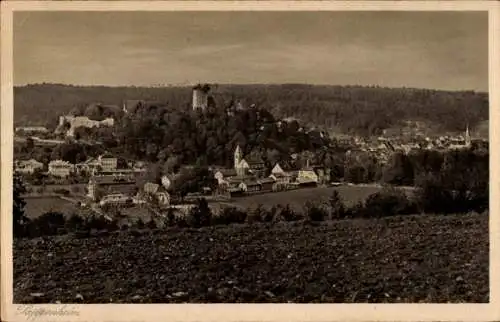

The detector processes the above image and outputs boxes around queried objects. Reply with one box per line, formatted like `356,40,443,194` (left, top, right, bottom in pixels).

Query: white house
214,168,238,185
98,153,117,172
297,167,319,184
238,179,262,193
75,157,102,175
48,160,74,178
15,159,43,175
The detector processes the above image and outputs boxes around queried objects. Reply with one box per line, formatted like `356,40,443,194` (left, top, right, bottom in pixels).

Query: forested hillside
14,83,488,136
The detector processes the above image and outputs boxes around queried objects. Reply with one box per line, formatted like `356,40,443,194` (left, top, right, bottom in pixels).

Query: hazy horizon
14,11,488,92
13,82,490,94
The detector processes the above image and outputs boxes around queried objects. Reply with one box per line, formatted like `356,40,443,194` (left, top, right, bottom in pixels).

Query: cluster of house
346,126,481,164
86,168,170,208
82,144,331,209
14,153,146,179
212,145,330,196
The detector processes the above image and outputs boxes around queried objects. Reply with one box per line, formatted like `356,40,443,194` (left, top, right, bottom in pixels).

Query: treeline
14,83,488,136
13,181,488,239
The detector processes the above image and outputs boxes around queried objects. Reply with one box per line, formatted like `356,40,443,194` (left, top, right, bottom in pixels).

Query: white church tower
234,145,243,169
465,124,471,147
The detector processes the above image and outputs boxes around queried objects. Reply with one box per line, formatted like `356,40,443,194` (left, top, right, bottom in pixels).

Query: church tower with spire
465,124,471,147
234,144,243,169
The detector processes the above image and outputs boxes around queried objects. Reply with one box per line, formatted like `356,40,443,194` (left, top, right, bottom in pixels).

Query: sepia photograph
1,1,499,321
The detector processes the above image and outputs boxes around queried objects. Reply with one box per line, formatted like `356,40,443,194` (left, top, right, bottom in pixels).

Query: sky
13,11,488,91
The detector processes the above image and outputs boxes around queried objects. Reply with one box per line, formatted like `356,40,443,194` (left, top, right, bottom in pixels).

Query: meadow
223,185,414,212
24,196,78,219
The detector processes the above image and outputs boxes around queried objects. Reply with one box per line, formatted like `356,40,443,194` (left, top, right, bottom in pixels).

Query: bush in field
263,206,276,223
85,215,118,231
13,173,29,238
212,207,247,226
27,212,66,237
188,198,212,228
164,207,177,227
146,219,157,229
135,218,145,229
278,204,302,222
65,214,85,231
304,201,327,222
363,187,417,218
344,201,367,219
328,190,346,219
246,205,265,224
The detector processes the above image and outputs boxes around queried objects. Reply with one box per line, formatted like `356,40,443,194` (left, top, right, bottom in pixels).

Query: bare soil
13,213,488,303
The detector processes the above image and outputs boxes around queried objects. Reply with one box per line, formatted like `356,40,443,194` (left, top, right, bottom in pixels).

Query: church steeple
465,124,471,147
234,144,242,169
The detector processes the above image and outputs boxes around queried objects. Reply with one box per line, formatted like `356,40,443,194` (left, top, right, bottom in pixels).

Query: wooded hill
14,83,488,137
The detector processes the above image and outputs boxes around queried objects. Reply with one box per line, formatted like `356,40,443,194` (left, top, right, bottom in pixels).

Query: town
14,83,488,224
9,8,491,307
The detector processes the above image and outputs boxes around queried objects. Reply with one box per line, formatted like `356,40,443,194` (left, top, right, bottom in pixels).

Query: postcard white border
2,1,500,322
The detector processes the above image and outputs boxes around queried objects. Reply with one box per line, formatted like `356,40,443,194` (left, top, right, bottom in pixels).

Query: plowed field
13,213,488,303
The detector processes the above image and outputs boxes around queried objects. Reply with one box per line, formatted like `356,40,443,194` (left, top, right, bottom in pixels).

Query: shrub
328,190,346,219
65,214,84,231
278,204,301,222
344,201,366,219
363,187,416,218
146,219,157,229
304,201,327,222
246,205,265,224
28,212,66,237
188,198,212,228
85,215,118,231
164,207,177,227
213,207,247,226
13,174,28,238
135,218,145,229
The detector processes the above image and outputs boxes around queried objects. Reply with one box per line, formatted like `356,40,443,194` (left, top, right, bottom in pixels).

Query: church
233,145,266,178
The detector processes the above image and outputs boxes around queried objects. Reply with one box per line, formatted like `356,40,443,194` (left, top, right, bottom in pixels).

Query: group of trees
111,100,329,168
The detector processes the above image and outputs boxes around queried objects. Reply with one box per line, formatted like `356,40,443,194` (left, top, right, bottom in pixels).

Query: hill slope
14,84,488,136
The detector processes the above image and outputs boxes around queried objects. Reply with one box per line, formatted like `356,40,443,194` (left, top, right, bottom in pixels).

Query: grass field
24,197,78,219
223,185,410,212
13,212,488,303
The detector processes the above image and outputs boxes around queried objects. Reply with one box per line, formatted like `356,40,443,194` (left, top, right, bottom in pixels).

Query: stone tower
192,84,210,111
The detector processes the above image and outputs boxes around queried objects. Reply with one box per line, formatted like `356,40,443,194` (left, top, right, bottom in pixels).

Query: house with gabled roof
14,159,44,175
214,168,239,185
297,166,319,185
238,179,262,193
75,157,101,175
